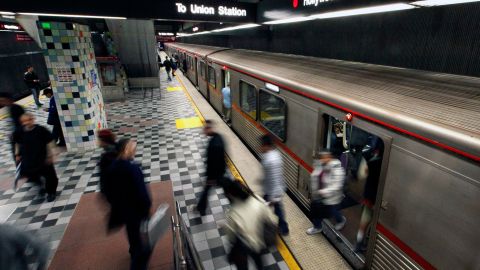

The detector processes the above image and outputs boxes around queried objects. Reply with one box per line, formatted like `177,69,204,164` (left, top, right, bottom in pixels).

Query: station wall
180,3,480,77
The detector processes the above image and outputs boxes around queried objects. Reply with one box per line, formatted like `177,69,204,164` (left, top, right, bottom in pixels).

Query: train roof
169,43,226,57
167,43,480,160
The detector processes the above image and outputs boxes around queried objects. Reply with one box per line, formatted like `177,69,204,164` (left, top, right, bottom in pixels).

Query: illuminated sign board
0,23,23,31
175,2,248,17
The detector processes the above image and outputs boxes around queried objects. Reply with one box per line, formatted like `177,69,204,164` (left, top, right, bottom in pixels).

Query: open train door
316,113,392,269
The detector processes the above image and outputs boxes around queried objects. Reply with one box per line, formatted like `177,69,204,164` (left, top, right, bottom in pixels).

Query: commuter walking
15,113,58,202
43,88,65,147
182,58,187,73
0,92,25,163
171,56,178,77
163,57,172,81
307,150,347,235
196,120,226,216
108,138,152,270
224,180,277,270
260,134,289,236
222,83,231,123
96,129,118,224
23,65,43,107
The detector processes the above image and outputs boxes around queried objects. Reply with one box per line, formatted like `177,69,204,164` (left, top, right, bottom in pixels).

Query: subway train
165,43,480,270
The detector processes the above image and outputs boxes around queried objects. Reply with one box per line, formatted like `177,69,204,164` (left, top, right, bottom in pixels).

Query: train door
221,69,231,121
197,60,208,98
316,114,391,269
194,57,198,87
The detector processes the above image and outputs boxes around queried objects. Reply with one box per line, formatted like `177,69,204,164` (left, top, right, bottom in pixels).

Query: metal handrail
172,201,204,270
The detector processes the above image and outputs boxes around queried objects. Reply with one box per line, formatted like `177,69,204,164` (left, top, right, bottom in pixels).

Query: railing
172,201,204,270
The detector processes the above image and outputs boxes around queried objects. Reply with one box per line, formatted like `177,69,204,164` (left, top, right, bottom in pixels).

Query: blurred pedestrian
222,83,231,123
224,180,276,270
15,113,58,202
196,120,226,216
0,223,49,270
109,138,152,270
260,134,289,236
163,57,172,81
23,65,43,107
0,92,25,164
306,150,346,235
43,88,65,147
171,56,178,77
182,58,187,73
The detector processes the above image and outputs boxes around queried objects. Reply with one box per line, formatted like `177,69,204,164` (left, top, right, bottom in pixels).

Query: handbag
141,203,170,248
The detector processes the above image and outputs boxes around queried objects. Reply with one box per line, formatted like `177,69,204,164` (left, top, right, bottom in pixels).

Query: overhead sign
175,2,248,17
258,0,405,22
0,23,23,31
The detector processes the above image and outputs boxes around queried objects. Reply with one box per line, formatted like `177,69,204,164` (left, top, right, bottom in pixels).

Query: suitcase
142,203,170,248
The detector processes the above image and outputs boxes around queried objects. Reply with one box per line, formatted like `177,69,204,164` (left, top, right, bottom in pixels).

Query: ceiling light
211,23,259,32
0,11,15,15
158,32,174,36
264,16,316,25
192,27,199,32
18,12,126,19
410,0,480,6
310,3,415,19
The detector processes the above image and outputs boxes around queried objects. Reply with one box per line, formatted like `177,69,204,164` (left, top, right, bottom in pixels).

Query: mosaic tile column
38,21,107,151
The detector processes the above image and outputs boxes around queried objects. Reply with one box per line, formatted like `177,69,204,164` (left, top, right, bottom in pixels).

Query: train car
164,43,480,270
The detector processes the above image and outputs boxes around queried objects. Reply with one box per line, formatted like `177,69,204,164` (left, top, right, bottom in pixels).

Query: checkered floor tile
0,69,287,269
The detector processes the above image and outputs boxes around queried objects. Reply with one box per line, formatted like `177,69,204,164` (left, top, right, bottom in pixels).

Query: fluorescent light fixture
0,11,15,15
264,3,415,25
311,3,415,19
18,12,126,19
264,16,316,25
265,83,280,93
192,27,199,32
211,23,259,32
410,0,480,6
2,15,16,19
158,32,174,36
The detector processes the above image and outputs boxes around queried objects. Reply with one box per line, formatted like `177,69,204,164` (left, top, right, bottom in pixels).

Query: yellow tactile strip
166,86,183,92
175,117,203,129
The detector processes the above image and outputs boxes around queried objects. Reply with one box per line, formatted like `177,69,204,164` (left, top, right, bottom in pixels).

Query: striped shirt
262,149,285,199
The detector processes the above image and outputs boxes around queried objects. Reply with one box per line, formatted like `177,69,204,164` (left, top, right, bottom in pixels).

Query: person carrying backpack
224,180,277,270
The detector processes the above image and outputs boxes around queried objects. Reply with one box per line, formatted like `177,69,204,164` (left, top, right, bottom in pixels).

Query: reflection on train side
324,116,384,256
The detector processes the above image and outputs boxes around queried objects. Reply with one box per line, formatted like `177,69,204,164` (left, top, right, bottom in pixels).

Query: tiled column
38,21,107,151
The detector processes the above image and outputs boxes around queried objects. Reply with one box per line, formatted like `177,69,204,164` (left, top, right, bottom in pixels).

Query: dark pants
31,88,41,106
27,165,58,196
311,199,343,228
228,236,263,270
197,183,213,215
126,219,151,270
52,124,65,145
264,195,289,234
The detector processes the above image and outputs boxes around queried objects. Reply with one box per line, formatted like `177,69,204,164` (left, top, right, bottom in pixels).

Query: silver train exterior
165,43,480,270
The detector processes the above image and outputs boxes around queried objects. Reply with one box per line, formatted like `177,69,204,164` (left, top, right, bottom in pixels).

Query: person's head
223,180,250,202
27,65,34,72
315,149,333,165
0,92,14,106
260,134,275,153
117,138,137,160
97,129,116,148
203,120,215,136
20,113,35,130
43,88,53,98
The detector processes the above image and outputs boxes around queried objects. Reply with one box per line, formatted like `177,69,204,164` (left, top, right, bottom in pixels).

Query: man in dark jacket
15,113,58,202
43,88,65,146
0,92,25,163
196,120,226,216
163,57,172,81
23,65,43,107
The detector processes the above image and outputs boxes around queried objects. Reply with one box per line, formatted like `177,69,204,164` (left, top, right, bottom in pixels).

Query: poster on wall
54,64,73,83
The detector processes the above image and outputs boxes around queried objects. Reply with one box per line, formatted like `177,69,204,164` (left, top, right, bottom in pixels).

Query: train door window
200,61,206,80
239,81,257,120
259,90,286,141
321,115,385,256
208,66,216,88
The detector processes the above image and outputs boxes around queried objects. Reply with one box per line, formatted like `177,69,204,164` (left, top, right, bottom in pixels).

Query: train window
321,115,385,255
239,81,257,120
200,61,206,79
259,90,286,141
208,66,216,88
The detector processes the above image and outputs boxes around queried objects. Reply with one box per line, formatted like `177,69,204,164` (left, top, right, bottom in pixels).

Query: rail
172,201,204,270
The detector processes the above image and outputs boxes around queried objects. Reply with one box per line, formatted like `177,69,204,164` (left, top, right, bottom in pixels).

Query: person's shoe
47,194,56,202
334,216,347,231
306,227,322,235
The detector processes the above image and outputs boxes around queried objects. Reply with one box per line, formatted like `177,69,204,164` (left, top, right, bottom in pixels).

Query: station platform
0,56,351,269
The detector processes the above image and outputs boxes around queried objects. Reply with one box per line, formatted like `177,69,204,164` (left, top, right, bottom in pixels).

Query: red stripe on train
377,223,436,270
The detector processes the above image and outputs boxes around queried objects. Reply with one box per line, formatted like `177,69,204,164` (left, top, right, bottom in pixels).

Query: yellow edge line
175,74,302,270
